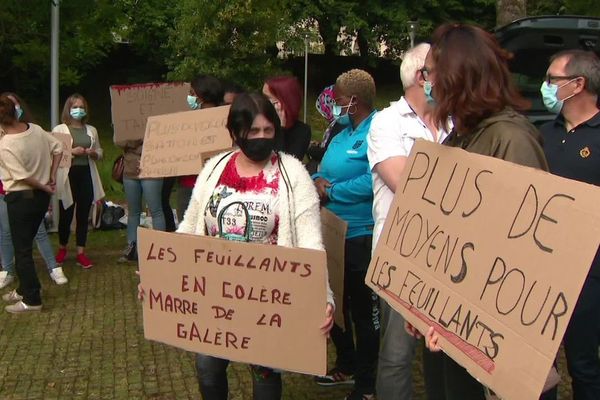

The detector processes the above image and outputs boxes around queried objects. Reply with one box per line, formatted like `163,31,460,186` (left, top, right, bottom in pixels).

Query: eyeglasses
544,75,580,84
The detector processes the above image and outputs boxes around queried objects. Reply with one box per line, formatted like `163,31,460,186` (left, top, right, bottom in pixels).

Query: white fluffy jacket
177,150,334,306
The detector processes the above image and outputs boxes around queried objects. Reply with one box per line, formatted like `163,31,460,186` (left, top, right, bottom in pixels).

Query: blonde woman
52,94,105,269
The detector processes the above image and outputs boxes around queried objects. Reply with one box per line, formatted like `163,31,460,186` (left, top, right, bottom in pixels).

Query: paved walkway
0,230,572,399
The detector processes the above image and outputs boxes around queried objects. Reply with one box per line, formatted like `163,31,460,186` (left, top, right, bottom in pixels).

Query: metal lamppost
407,21,419,48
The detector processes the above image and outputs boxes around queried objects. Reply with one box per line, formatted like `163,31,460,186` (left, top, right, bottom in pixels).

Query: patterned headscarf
315,84,335,123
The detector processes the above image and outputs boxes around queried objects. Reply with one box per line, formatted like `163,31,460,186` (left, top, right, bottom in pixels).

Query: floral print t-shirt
204,152,280,244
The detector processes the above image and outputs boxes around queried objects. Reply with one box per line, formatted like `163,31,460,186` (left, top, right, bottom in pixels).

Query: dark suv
495,15,600,126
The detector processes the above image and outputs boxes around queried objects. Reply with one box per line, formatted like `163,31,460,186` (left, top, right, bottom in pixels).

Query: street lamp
407,21,419,49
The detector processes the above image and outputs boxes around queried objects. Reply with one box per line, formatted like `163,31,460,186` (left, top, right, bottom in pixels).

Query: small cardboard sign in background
138,106,233,178
52,132,72,169
110,82,190,142
366,141,600,400
321,208,348,330
138,228,328,376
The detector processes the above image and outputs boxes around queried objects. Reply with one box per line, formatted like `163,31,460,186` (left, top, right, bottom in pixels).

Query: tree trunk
317,17,339,56
496,0,527,26
356,28,370,59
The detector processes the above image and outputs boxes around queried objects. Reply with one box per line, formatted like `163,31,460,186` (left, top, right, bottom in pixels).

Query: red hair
430,23,529,134
265,76,302,129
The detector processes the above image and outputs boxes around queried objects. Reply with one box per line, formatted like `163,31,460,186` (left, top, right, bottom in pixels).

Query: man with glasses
367,43,450,400
540,49,600,400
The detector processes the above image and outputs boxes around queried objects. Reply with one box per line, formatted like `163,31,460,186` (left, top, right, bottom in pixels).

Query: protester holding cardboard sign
367,44,450,400
412,23,550,399
174,92,334,399
176,75,225,223
116,138,166,263
312,69,379,400
540,50,600,400
53,94,106,269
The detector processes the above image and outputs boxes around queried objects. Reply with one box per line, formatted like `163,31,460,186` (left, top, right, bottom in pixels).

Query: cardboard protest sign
138,228,328,376
321,208,348,330
138,106,233,178
110,82,190,142
52,132,72,169
366,140,600,400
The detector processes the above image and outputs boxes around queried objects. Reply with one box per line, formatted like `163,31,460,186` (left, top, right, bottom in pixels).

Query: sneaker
118,242,137,263
76,253,93,269
49,267,68,285
315,368,355,386
2,289,23,303
0,271,15,289
5,301,42,313
55,247,67,265
344,391,375,400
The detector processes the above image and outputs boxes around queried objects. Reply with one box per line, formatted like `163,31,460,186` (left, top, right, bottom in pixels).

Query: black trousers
330,235,380,394
5,189,50,306
195,355,281,400
564,276,600,400
162,176,176,232
423,350,485,400
59,165,93,247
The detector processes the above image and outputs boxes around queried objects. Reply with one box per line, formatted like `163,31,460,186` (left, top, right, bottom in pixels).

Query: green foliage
0,0,120,91
165,0,285,89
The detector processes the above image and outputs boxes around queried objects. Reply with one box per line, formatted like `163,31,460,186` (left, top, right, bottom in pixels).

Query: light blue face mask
187,95,201,110
424,81,435,104
332,98,354,126
70,107,87,120
540,80,576,115
15,107,23,121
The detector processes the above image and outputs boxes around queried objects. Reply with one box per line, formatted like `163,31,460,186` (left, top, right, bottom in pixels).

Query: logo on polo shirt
352,140,364,150
580,146,591,158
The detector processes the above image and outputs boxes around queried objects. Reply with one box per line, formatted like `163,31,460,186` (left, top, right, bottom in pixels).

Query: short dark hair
0,95,18,126
550,49,600,95
227,92,282,142
264,76,302,129
191,75,224,106
430,23,529,134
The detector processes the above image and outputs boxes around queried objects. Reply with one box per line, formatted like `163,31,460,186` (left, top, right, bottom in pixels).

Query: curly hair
335,69,376,107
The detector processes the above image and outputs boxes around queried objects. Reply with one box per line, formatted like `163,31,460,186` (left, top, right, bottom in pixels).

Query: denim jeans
0,194,57,274
376,300,417,400
123,177,166,243
195,355,281,400
5,189,50,305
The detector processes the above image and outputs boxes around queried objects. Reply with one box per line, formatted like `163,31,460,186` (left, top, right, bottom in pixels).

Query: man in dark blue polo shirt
540,49,600,400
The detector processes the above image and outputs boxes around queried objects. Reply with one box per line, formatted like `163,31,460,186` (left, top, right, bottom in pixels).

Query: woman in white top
52,94,105,269
0,95,62,313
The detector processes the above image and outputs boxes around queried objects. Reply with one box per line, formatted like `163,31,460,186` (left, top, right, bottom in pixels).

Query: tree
165,0,285,88
496,0,527,26
0,0,121,92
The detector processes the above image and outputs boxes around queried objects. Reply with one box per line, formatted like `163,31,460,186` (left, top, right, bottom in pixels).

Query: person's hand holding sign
320,303,334,336
405,322,442,352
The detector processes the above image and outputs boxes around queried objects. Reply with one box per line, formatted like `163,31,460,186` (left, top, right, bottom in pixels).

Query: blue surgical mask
15,106,23,121
332,99,354,126
187,95,201,110
70,107,86,120
424,81,435,104
540,80,576,114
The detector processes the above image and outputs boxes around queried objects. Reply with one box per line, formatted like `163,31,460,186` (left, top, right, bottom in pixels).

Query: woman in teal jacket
312,69,378,400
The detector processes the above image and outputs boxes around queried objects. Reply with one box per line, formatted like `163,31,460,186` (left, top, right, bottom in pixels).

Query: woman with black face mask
167,92,334,400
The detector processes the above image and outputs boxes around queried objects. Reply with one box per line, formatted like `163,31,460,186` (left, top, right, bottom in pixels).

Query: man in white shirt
367,43,449,400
